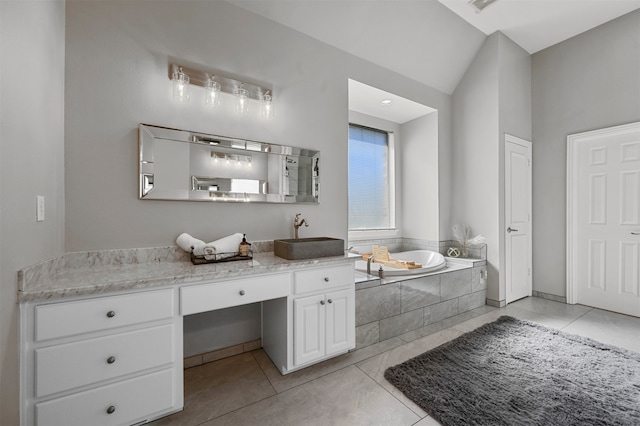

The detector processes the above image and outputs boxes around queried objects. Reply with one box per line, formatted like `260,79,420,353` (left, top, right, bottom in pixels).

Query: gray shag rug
384,316,640,426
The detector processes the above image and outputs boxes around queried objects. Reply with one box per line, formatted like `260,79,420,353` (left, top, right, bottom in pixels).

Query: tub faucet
293,213,309,239
366,255,376,275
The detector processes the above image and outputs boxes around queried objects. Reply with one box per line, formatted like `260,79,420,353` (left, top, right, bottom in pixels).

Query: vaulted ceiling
228,0,640,95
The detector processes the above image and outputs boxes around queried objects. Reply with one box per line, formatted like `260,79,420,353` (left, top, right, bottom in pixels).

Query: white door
505,135,532,304
293,294,325,366
567,122,640,317
324,288,355,356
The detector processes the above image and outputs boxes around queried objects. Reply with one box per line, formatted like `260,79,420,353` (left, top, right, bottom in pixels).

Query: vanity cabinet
293,288,354,366
19,252,357,425
263,263,355,374
20,288,183,426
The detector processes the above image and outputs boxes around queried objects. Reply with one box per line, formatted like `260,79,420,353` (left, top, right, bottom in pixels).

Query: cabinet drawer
293,264,354,295
35,289,174,341
35,368,176,426
181,273,290,316
36,324,175,398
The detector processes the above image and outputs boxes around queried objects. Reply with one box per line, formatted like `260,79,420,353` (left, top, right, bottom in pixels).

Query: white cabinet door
293,294,325,366
293,288,355,367
325,288,354,357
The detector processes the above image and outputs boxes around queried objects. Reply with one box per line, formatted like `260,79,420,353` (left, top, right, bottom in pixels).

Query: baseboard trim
532,291,566,303
486,298,506,308
184,339,262,369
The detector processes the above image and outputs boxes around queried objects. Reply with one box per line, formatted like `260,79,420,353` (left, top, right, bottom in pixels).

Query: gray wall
62,1,452,362
401,112,441,241
531,10,640,297
452,32,531,303
452,33,500,300
64,0,453,252
0,1,66,424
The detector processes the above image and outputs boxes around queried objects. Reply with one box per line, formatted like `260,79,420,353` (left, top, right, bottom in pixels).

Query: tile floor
151,297,640,426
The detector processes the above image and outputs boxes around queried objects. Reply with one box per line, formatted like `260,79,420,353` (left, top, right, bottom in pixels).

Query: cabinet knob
320,300,325,305
107,356,116,364
327,299,333,304
324,277,329,282
239,290,246,296
106,406,116,414
106,311,116,318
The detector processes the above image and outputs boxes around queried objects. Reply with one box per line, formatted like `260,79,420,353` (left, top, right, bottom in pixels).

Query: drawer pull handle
320,300,325,305
324,277,329,282
107,356,116,364
328,299,333,304
106,406,116,414
239,290,246,296
106,311,116,318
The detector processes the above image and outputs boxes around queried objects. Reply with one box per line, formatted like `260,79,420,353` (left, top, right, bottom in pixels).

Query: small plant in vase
452,224,485,258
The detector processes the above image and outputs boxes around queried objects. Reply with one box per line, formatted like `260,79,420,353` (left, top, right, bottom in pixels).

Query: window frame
347,123,398,241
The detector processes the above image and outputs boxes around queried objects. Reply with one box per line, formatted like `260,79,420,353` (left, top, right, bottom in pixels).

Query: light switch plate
36,196,45,222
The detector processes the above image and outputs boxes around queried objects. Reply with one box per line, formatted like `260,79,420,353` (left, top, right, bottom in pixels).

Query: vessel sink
274,237,345,260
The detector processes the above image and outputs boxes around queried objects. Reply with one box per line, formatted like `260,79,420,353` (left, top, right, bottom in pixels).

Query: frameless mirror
139,124,319,203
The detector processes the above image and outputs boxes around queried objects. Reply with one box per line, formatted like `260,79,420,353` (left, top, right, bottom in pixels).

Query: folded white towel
202,233,244,259
176,233,206,256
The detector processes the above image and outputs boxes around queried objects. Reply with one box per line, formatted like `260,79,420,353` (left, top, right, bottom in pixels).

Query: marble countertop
18,247,359,303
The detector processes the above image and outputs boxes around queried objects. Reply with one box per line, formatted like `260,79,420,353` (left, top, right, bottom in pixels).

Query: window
348,124,394,231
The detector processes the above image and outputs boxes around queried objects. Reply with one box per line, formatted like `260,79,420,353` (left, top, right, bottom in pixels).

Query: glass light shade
205,78,221,107
234,86,249,114
261,94,273,120
172,67,190,102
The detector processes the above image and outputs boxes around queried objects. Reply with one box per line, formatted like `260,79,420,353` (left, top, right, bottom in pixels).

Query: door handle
632,231,640,236
507,227,518,233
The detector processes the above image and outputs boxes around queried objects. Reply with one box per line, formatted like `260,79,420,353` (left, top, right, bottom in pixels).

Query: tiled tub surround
355,258,487,348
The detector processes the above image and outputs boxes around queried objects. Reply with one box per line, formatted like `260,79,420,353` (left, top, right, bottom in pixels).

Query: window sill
348,229,400,241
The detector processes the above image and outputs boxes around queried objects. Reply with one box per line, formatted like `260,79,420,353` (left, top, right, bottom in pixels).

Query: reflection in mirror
139,124,319,203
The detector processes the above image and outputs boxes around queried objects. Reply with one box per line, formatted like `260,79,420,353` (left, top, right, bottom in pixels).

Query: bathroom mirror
139,124,319,203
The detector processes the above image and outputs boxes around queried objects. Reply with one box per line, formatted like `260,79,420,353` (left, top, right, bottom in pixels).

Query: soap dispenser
239,234,251,257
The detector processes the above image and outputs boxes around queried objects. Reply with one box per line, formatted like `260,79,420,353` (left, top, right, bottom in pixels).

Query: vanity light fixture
234,83,249,114
169,64,274,118
205,76,221,108
172,66,190,102
261,91,273,119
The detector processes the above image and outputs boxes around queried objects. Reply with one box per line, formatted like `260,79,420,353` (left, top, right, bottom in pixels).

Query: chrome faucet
293,213,309,239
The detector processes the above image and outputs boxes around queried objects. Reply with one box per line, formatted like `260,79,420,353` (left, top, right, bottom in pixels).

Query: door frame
566,121,640,304
504,134,533,304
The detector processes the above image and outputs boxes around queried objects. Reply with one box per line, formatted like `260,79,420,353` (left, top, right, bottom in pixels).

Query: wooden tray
362,245,422,269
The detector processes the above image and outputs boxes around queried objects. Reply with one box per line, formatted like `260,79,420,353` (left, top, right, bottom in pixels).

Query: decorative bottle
239,234,251,257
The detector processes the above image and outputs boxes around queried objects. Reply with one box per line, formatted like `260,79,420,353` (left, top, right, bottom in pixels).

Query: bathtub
354,249,446,276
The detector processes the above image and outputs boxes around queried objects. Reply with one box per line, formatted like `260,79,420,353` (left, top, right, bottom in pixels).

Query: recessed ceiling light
381,99,393,106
